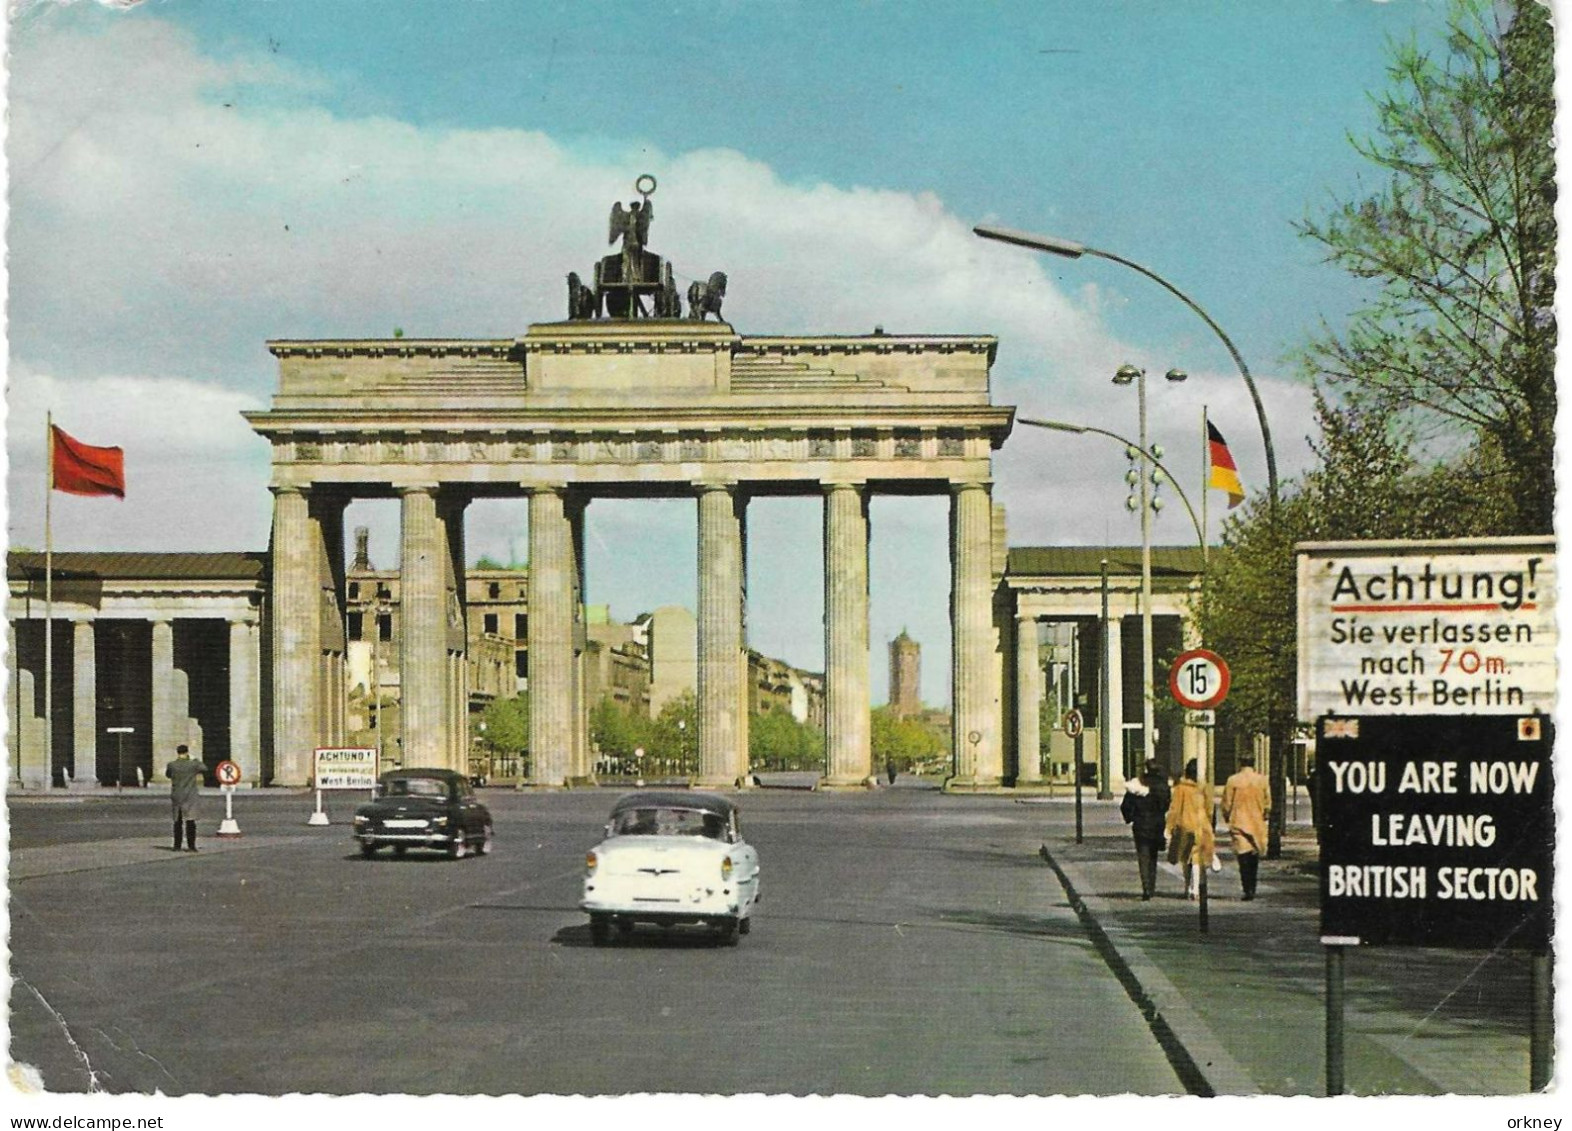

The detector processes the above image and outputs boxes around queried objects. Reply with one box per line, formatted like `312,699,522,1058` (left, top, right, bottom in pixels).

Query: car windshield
612,807,726,839
382,777,447,799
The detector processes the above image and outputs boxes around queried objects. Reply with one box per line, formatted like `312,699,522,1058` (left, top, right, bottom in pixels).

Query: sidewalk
1036,799,1538,1096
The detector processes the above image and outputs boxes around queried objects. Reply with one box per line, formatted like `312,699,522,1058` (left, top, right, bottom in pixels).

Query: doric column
1015,614,1042,783
150,618,176,764
567,497,592,782
528,487,575,786
229,619,261,785
400,485,448,768
72,620,96,786
697,484,746,787
822,482,871,786
437,493,470,770
270,486,319,784
949,481,1001,786
1103,615,1126,795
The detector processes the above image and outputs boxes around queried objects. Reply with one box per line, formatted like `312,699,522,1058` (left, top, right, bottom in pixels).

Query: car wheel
738,914,751,936
714,917,740,947
448,828,468,860
476,824,494,856
360,842,378,859
616,917,635,939
589,914,611,947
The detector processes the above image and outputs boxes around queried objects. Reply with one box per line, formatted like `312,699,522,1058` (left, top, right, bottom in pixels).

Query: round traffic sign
1169,648,1231,710
1062,709,1084,738
215,760,243,786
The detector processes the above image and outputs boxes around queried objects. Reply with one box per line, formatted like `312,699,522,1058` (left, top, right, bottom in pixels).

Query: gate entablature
248,324,1011,492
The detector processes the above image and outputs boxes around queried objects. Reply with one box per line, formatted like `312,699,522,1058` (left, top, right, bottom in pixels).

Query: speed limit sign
1169,648,1230,710
215,760,243,786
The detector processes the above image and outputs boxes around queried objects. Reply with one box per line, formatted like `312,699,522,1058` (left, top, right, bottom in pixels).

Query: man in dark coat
165,744,204,851
1120,757,1171,900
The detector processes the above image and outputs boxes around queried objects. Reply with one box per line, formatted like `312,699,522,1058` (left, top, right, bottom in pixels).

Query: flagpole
44,411,54,789
1200,405,1209,565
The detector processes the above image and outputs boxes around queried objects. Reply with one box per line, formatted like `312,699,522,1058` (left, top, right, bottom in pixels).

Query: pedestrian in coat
1120,758,1171,900
165,744,204,852
1222,754,1271,900
1165,759,1215,899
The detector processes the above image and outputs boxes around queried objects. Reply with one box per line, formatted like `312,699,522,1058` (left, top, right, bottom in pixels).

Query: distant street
9,784,1182,1096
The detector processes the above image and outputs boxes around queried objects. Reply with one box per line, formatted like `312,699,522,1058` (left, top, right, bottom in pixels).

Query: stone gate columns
151,618,176,765
1103,617,1126,796
270,486,318,784
72,619,96,785
400,485,453,769
229,619,261,785
823,482,871,787
697,484,747,787
314,493,349,749
528,487,577,786
436,494,470,771
950,481,1001,787
1014,615,1042,784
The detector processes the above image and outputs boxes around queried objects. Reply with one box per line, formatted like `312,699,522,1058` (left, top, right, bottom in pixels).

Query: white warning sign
1296,537,1555,719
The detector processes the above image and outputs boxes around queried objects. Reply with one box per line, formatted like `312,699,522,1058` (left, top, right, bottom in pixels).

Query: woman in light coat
1165,759,1214,899
1222,754,1271,900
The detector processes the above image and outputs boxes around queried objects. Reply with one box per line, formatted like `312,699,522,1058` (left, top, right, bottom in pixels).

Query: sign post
309,747,379,826
106,726,134,793
1300,537,1557,1094
1170,650,1229,934
214,760,243,837
1063,710,1085,843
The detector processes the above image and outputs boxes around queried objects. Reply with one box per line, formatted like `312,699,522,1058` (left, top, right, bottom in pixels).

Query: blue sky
6,0,1463,705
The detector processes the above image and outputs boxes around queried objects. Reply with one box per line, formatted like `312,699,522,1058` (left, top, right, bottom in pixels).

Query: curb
1040,842,1262,1097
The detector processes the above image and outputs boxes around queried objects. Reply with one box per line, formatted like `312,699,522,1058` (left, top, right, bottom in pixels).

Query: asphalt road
9,785,1182,1096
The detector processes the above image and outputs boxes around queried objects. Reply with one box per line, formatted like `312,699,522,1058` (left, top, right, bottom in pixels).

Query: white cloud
5,14,1318,694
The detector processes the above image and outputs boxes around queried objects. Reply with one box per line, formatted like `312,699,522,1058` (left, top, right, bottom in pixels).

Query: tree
748,706,824,772
870,706,945,772
1297,0,1554,533
481,694,529,760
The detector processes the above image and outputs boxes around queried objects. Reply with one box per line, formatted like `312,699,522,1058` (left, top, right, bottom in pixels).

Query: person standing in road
1120,758,1171,900
1165,759,1215,899
165,744,204,852
1222,753,1271,900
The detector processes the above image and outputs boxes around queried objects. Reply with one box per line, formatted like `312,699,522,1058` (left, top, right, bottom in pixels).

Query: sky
4,0,1471,706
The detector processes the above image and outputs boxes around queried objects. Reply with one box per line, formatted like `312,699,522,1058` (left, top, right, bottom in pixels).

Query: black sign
1318,714,1553,950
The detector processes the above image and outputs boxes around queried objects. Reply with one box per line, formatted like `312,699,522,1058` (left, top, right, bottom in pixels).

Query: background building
888,630,921,717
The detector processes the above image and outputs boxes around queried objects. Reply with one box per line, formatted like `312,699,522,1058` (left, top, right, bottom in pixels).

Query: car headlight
432,816,448,827
585,851,598,876
720,855,733,880
353,815,368,825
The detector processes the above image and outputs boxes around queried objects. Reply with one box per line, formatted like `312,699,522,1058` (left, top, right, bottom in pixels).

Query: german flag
1207,422,1245,508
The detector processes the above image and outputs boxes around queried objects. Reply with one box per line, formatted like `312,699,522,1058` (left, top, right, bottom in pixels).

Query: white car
581,791,761,946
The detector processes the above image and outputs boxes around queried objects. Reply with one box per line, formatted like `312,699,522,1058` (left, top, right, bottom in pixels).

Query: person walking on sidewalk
1165,759,1215,900
1222,754,1271,900
165,744,204,852
1120,758,1171,900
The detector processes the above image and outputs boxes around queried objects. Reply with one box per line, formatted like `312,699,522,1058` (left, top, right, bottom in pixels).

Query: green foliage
481,695,529,755
870,706,945,771
1296,0,1554,533
748,706,825,771
648,691,699,768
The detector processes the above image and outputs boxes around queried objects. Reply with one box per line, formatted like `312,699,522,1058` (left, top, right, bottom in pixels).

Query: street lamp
972,225,1278,513
1107,364,1186,766
976,223,1288,855
1016,416,1205,555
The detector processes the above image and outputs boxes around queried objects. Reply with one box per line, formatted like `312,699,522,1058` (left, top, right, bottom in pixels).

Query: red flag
51,425,125,498
1207,422,1245,509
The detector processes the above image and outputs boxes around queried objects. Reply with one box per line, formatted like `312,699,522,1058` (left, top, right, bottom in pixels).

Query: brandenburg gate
245,183,1015,789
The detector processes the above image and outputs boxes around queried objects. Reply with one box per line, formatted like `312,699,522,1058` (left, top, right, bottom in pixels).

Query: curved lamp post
973,225,1278,513
979,223,1288,855
1017,416,1206,556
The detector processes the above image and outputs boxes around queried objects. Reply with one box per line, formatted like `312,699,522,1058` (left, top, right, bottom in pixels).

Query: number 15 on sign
1170,648,1231,710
